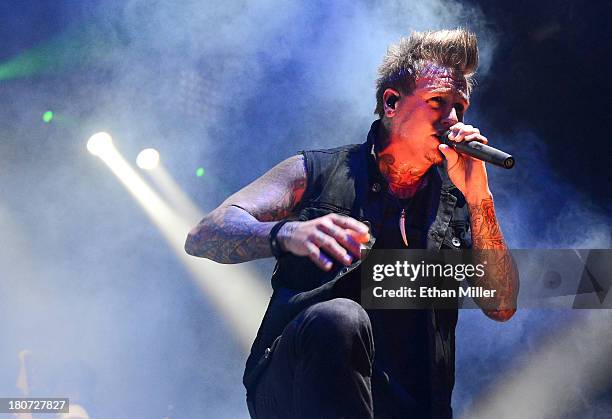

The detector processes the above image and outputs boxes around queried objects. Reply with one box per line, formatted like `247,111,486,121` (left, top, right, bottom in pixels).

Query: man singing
185,28,518,419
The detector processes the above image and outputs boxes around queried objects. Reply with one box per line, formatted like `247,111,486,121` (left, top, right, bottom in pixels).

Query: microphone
438,130,515,169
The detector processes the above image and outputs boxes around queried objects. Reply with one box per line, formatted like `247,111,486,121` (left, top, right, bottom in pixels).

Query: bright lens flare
87,132,114,156
136,148,160,170
88,139,268,350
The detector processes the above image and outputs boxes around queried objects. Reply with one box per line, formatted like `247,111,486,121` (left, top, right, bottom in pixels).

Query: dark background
476,0,611,211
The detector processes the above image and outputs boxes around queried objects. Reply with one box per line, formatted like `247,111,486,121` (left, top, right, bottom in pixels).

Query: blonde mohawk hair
375,28,479,117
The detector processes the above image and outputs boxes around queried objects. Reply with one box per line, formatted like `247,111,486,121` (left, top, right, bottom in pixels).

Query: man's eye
429,97,443,108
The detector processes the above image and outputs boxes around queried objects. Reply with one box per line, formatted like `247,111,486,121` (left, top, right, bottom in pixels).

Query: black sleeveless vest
244,120,472,419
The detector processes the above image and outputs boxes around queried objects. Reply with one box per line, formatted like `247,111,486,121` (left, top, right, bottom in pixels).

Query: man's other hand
278,214,370,271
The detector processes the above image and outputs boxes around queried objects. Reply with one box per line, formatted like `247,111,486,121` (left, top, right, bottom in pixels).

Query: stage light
90,141,268,351
196,167,205,177
42,110,54,123
87,132,113,156
148,165,204,225
136,148,160,170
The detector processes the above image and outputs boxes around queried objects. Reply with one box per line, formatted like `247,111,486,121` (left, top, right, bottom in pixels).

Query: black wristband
269,220,291,259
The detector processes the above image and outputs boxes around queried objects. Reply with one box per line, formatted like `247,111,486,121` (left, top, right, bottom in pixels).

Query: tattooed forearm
185,206,277,263
184,155,307,263
469,197,505,249
468,197,519,321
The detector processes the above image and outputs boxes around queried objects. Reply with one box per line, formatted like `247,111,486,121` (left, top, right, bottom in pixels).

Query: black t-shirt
369,187,431,417
340,178,436,417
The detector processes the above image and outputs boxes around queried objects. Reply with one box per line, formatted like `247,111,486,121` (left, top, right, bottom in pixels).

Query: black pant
251,298,375,419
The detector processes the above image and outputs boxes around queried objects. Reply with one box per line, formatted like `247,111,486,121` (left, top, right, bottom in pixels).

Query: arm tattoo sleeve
184,155,307,263
185,206,277,263
468,197,519,321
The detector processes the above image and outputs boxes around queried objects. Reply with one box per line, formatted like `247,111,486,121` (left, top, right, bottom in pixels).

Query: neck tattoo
378,153,428,199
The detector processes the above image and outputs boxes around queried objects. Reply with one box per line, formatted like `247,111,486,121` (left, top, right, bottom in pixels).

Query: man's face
387,63,470,164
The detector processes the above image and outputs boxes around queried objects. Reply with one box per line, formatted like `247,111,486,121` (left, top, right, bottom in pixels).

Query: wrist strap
269,220,291,259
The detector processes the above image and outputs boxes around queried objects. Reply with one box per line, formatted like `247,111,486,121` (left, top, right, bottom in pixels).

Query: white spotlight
136,148,160,170
87,132,114,156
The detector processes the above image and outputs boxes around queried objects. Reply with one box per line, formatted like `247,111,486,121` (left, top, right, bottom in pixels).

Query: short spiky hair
375,28,479,117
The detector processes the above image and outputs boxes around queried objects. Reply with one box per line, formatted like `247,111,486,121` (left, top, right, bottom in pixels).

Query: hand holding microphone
437,127,515,169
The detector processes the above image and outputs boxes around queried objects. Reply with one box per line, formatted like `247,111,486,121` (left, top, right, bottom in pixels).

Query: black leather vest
244,120,472,419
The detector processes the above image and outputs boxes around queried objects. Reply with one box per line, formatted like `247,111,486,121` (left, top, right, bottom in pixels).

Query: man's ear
383,88,400,117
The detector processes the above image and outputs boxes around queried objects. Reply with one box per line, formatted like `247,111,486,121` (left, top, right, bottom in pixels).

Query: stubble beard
425,149,444,166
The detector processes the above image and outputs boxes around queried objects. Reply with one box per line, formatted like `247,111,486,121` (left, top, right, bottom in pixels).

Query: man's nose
440,107,459,129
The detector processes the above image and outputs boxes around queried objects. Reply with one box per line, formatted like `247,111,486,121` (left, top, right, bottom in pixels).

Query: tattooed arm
184,155,308,263
185,154,370,268
437,123,519,321
467,196,519,321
